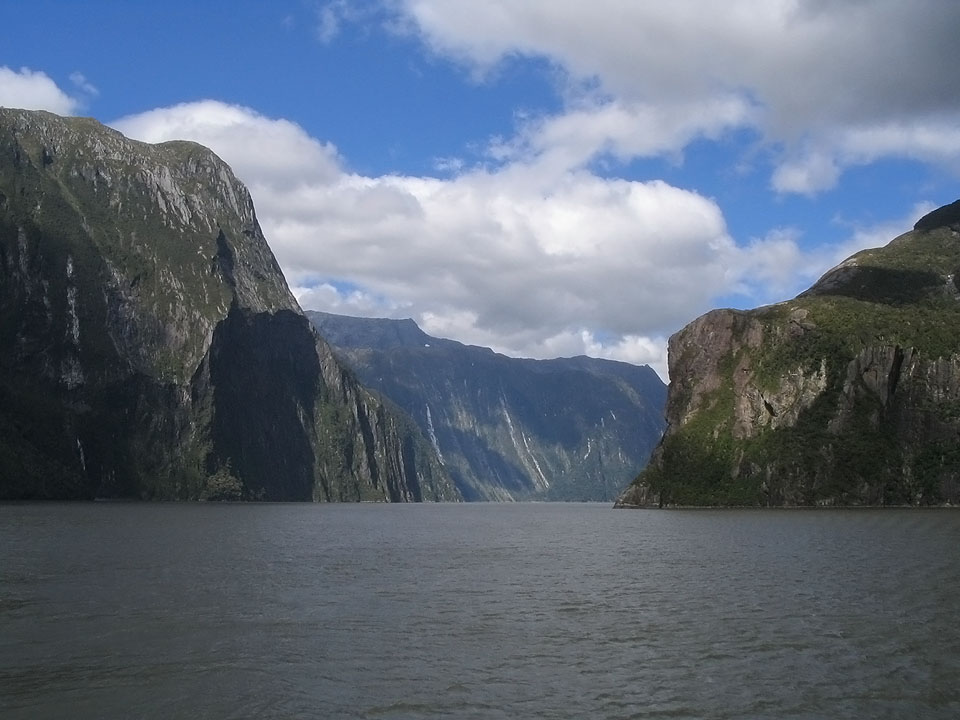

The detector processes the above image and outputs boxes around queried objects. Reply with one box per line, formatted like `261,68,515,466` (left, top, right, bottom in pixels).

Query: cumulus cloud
771,150,840,196
394,0,960,193
113,100,342,188
0,66,80,115
773,121,960,194
8,7,951,386
583,332,669,375
110,100,932,382
113,101,759,379
98,4,960,383
494,95,758,173
734,228,810,297
291,282,399,318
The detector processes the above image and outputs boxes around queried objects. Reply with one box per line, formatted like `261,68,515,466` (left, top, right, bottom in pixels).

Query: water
1,503,959,719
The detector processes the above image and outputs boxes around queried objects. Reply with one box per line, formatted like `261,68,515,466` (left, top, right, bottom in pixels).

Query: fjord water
2,503,958,719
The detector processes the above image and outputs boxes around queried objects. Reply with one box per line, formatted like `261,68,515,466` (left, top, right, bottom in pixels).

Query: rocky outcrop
617,201,960,507
308,311,667,501
0,108,458,501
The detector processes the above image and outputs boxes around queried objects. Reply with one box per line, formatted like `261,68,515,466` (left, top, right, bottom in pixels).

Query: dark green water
1,503,958,719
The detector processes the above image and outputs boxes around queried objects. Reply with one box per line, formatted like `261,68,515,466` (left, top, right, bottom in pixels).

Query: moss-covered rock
0,108,458,502
616,201,960,507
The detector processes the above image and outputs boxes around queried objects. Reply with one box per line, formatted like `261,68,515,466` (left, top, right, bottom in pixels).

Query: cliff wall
617,200,960,507
0,109,457,501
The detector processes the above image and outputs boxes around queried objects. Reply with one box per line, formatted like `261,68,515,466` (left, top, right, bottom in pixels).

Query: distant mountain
0,109,458,502
307,311,667,500
617,199,960,507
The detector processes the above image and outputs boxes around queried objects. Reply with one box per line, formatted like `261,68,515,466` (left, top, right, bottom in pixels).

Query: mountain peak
0,108,457,502
914,198,960,232
802,198,960,305
618,197,960,508
306,311,448,351
308,310,667,501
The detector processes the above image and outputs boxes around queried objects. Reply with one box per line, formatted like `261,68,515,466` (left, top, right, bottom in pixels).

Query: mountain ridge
616,199,960,507
308,310,666,501
0,108,458,501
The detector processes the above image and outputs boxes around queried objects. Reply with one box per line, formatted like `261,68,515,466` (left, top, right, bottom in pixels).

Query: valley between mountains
3,107,960,506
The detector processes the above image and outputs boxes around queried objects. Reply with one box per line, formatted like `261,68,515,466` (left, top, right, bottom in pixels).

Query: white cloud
292,282,401,318
495,95,757,173
113,100,342,188
583,332,669,379
69,72,99,98
734,228,810,297
773,121,960,194
771,149,840,196
316,5,342,43
113,101,755,379
842,122,960,164
393,0,960,194
110,101,935,382
0,66,80,115
6,5,951,389
315,0,358,44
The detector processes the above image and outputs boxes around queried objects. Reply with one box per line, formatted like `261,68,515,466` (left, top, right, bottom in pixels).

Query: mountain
616,199,960,507
0,108,458,501
307,311,667,501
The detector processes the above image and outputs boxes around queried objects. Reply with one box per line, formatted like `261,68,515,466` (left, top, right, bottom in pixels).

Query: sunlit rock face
617,199,960,507
308,311,667,501
0,108,457,502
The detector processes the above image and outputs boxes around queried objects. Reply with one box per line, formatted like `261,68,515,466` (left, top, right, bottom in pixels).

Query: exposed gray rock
0,108,457,502
308,311,667,501
617,200,960,507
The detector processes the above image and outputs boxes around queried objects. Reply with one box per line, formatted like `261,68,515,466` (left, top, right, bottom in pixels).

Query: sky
2,1,959,380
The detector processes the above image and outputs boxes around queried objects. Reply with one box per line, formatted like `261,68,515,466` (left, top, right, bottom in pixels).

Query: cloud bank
0,66,80,115
10,0,957,380
396,0,960,193
114,101,733,374
112,100,898,379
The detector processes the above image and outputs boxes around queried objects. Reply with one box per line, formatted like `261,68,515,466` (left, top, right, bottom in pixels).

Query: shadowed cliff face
308,311,667,501
202,308,320,501
0,108,457,501
617,201,960,508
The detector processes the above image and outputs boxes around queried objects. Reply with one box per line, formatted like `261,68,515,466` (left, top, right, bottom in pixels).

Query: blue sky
3,1,959,378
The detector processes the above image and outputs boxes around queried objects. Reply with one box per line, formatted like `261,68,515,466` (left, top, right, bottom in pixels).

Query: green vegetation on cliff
617,199,960,507
0,108,457,502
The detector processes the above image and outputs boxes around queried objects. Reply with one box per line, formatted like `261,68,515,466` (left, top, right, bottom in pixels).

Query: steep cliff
0,108,457,501
616,199,960,507
308,311,667,501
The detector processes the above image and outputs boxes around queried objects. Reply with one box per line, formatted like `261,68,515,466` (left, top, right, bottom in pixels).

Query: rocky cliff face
308,311,667,501
0,108,458,501
617,199,960,507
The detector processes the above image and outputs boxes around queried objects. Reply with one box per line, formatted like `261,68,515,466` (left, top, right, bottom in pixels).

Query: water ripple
1,504,959,719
